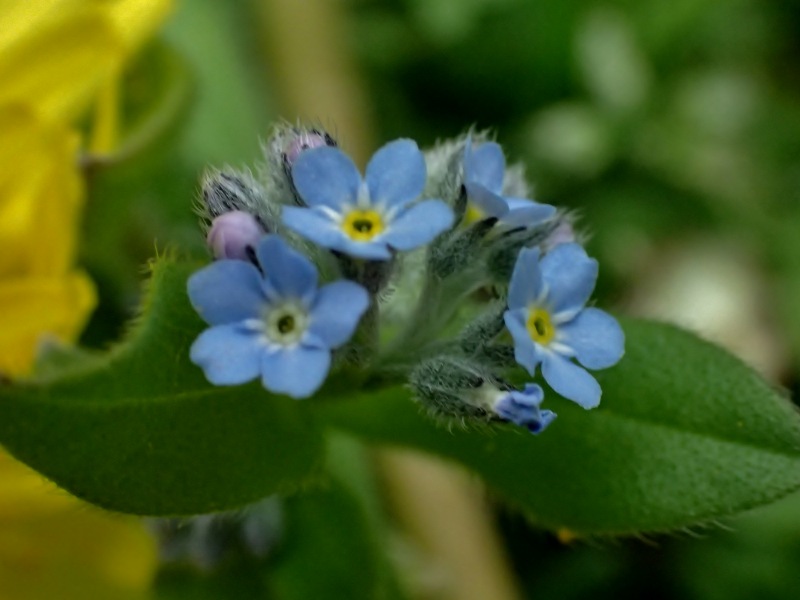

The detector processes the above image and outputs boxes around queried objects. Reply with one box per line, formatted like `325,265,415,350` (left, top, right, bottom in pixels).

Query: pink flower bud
283,130,335,166
207,211,265,261
542,221,576,252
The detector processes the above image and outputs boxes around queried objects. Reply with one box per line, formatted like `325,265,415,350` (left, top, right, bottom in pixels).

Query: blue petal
464,183,509,219
282,206,346,250
464,140,505,194
505,197,538,211
309,280,370,347
336,237,393,260
507,247,543,310
283,206,393,260
255,236,318,303
365,139,426,209
260,345,331,398
535,409,558,433
540,243,598,316
503,308,542,374
501,199,557,227
381,200,454,251
520,382,545,403
188,260,264,325
507,383,544,408
291,146,360,210
190,324,263,385
494,384,555,434
559,307,625,370
542,353,601,409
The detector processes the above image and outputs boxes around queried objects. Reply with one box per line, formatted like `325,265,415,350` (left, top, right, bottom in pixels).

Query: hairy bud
207,211,265,261
263,124,337,205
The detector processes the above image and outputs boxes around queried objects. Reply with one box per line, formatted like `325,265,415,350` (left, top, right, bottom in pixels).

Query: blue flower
503,243,625,409
463,138,556,227
493,384,556,434
283,139,454,260
187,235,370,398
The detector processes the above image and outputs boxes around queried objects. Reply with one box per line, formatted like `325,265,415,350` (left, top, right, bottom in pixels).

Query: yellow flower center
526,308,555,345
342,209,385,241
463,203,484,225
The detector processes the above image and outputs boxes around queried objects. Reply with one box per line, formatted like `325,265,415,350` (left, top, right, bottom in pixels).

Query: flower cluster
189,124,624,432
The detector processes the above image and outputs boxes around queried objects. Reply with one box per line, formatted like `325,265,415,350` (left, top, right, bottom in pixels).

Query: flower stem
350,299,380,366
382,267,485,365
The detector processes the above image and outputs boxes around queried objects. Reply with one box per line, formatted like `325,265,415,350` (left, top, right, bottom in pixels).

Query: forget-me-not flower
503,243,624,409
283,139,454,260
493,384,557,434
463,138,556,227
188,235,370,398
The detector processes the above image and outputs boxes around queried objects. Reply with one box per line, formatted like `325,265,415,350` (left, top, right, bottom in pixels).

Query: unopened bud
428,217,496,280
485,220,559,283
422,135,473,203
410,355,504,421
409,356,555,434
282,129,336,167
201,169,265,220
207,211,265,261
542,220,576,252
262,125,338,205
459,302,506,355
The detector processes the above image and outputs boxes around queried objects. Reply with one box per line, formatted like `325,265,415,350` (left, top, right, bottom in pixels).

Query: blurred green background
80,0,800,598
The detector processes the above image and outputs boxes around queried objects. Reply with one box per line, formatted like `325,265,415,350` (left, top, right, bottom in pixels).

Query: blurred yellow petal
0,9,124,121
0,452,157,600
90,72,122,154
0,0,80,50
0,106,83,278
0,0,173,122
0,452,76,519
0,108,95,376
0,272,96,376
104,0,174,53
90,0,174,154
0,3,171,597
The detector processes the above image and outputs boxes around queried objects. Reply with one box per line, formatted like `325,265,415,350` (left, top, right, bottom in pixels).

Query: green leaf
317,319,800,534
6,250,799,534
675,491,800,600
0,258,324,515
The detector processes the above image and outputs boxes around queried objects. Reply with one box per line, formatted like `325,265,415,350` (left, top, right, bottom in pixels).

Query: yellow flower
0,0,173,596
0,106,95,375
0,0,173,122
0,452,157,600
0,0,173,375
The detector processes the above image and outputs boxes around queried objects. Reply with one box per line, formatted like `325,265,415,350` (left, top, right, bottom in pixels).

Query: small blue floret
493,384,556,434
503,243,625,409
283,139,454,260
463,138,556,227
187,235,370,398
